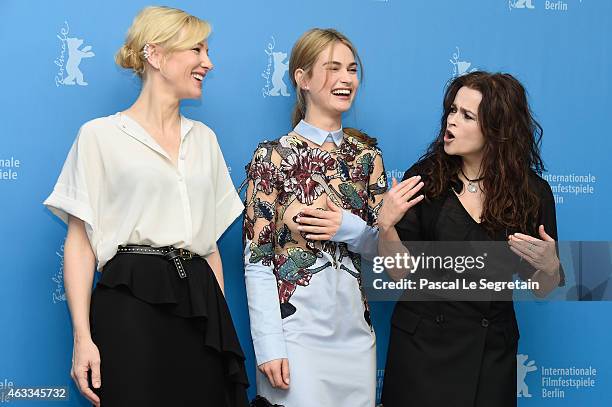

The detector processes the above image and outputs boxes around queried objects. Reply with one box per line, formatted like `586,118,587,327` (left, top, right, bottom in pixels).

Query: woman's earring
143,43,151,61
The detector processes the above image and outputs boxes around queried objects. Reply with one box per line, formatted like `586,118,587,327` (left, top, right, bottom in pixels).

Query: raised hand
377,176,424,231
508,225,560,276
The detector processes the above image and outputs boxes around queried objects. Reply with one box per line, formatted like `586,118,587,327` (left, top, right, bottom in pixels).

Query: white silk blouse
44,112,243,270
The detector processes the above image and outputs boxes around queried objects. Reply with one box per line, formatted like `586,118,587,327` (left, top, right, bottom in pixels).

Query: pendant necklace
460,168,484,193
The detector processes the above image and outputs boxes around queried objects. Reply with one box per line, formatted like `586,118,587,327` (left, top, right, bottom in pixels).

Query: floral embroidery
243,212,255,242
281,147,336,205
249,160,282,195
337,136,361,161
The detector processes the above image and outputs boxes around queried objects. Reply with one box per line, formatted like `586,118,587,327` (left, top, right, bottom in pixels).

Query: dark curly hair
419,71,545,235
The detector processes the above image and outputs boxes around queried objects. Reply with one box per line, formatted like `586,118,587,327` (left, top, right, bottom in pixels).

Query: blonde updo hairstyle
289,28,376,146
115,6,211,78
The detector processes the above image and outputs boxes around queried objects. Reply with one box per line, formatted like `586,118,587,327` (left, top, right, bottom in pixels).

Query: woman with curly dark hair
378,71,564,406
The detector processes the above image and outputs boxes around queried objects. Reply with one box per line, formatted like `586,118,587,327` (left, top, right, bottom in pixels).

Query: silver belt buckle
178,248,193,260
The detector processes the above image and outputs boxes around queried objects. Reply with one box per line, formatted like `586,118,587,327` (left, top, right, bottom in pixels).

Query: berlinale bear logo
63,38,95,85
54,21,95,87
262,36,290,98
450,47,476,78
517,354,538,397
270,52,290,97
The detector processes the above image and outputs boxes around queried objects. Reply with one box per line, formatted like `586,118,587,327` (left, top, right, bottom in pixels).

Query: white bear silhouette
453,60,473,76
450,47,476,77
517,354,537,398
63,37,95,86
269,51,289,97
511,0,535,9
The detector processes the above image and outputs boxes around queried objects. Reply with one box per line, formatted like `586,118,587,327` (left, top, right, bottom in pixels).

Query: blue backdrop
1,0,610,405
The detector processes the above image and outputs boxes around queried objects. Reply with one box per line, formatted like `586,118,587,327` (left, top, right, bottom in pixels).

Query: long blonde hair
289,28,376,146
115,6,211,78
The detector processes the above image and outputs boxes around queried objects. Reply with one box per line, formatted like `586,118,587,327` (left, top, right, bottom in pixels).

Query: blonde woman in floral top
243,29,386,407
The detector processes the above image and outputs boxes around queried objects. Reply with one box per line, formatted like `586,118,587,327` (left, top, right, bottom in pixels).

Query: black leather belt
116,245,201,279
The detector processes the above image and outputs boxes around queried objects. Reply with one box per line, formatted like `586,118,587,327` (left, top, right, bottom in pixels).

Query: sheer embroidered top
243,121,387,364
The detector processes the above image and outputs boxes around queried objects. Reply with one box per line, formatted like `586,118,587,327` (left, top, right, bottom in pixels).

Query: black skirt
89,252,249,407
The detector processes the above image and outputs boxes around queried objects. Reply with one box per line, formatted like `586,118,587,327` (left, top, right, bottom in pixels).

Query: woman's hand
296,197,343,240
508,225,560,276
378,176,424,231
71,336,101,406
258,358,290,390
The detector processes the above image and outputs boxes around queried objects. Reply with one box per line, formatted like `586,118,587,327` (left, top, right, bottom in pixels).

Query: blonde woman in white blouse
44,7,248,407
